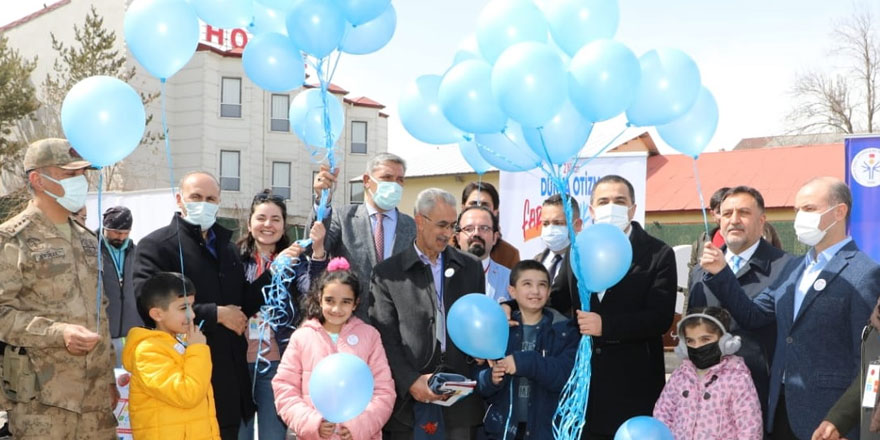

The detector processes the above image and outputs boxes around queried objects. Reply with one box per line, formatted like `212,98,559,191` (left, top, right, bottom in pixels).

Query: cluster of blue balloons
399,0,720,173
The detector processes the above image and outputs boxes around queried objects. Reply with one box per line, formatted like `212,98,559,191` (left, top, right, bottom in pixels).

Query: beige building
1,0,389,228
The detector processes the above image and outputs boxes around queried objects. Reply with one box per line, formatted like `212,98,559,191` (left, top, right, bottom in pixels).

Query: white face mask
41,174,88,213
368,175,403,211
183,201,219,231
794,205,838,247
592,203,631,231
541,224,570,252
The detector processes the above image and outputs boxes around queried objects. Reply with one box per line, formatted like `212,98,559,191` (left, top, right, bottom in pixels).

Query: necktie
549,253,563,282
730,255,744,273
373,213,385,262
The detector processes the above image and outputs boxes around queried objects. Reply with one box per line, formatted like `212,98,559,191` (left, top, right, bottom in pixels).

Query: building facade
1,0,389,230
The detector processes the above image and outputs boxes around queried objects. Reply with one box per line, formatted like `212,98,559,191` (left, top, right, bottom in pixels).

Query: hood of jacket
122,327,180,371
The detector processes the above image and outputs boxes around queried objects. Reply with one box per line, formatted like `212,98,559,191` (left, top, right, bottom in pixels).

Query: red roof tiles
646,143,844,211
0,0,71,32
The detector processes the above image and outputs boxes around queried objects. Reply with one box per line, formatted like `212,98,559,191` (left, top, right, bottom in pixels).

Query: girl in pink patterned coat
272,258,396,440
653,307,763,440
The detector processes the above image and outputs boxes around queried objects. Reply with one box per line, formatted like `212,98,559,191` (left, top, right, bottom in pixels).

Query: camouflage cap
23,138,91,172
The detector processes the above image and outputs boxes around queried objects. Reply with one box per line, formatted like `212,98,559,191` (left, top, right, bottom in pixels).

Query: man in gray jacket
99,206,143,366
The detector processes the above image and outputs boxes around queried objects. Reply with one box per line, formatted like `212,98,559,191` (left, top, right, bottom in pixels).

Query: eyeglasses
253,193,285,204
458,225,493,235
420,214,455,231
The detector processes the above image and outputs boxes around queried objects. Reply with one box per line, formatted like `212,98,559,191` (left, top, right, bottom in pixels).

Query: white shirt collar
365,202,398,222
725,239,761,267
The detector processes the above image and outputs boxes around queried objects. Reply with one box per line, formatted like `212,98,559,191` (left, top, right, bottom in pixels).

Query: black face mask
687,342,722,370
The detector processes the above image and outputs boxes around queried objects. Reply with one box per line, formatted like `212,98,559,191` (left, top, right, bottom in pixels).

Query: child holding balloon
272,257,395,439
476,260,579,439
652,307,762,440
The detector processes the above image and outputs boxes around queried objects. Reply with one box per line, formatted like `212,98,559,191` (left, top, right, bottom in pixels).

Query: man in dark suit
312,152,416,322
689,186,794,430
370,188,486,440
533,194,583,316
700,177,880,440
132,171,254,440
564,175,677,439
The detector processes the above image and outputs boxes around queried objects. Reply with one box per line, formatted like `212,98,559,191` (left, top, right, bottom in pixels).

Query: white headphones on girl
674,312,742,359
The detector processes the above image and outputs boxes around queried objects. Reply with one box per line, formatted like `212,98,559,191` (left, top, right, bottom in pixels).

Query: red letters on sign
230,29,249,49
205,25,224,46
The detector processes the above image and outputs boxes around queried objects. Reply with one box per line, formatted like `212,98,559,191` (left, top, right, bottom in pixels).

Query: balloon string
692,157,710,237
95,170,104,332
160,79,190,308
253,255,300,391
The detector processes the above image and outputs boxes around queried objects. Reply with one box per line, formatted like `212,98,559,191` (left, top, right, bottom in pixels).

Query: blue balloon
474,121,542,172
476,0,548,63
61,76,146,168
308,353,374,423
657,87,719,158
242,33,304,92
340,4,396,55
451,35,484,68
191,0,253,29
124,0,199,80
626,48,702,126
289,88,345,147
573,222,632,292
491,42,568,127
438,59,507,134
447,294,510,359
249,2,289,35
614,416,673,440
399,75,465,145
522,100,593,165
459,139,493,174
544,0,619,57
256,0,297,10
286,0,346,59
333,0,390,26
568,39,641,122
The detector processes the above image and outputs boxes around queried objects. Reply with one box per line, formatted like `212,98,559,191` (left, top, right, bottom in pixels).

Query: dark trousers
221,425,239,440
771,391,800,440
386,427,478,440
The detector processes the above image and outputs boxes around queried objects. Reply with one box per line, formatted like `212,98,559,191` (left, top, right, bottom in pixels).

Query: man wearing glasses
370,188,486,439
454,205,511,303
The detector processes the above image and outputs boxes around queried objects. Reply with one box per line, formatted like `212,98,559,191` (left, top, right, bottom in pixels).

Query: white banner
499,153,648,260
85,189,179,243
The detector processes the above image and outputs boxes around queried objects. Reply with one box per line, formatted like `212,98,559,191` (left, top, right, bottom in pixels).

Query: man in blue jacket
477,260,579,439
700,177,880,440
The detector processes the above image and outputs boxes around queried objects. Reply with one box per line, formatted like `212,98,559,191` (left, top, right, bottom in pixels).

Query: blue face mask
40,174,88,213
183,201,219,230
369,176,403,211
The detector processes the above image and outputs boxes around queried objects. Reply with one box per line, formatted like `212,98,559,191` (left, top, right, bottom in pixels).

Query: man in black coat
370,188,486,440
132,171,255,440
564,175,677,439
99,206,143,366
689,186,794,432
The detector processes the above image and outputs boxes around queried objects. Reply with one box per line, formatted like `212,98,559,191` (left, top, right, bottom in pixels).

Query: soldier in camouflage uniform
0,138,118,439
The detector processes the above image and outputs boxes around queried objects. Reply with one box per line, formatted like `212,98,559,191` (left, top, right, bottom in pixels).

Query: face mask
369,176,403,211
687,341,722,370
183,201,219,231
593,203,631,231
794,206,838,247
541,225,570,252
40,174,88,213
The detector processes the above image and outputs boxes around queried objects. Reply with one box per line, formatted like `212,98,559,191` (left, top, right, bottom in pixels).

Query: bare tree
787,5,880,134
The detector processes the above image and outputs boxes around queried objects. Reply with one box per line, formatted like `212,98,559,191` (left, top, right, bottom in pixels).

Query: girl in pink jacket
653,307,763,440
272,258,396,440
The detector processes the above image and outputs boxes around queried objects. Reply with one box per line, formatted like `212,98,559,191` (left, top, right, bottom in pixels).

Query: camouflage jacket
0,202,116,413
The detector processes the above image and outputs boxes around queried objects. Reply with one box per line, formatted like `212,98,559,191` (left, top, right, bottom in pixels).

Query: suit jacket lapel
354,205,376,266
391,209,410,255
794,250,852,324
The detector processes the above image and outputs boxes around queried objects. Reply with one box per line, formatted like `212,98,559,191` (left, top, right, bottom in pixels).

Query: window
272,161,291,200
351,121,367,154
350,182,364,204
221,77,242,118
270,94,289,132
220,150,240,191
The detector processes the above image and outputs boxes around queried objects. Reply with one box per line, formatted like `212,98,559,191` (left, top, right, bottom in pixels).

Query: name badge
863,361,880,408
813,279,827,292
248,315,262,340
347,334,359,346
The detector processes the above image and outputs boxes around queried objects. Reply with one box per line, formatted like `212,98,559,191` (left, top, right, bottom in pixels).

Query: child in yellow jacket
122,272,220,440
